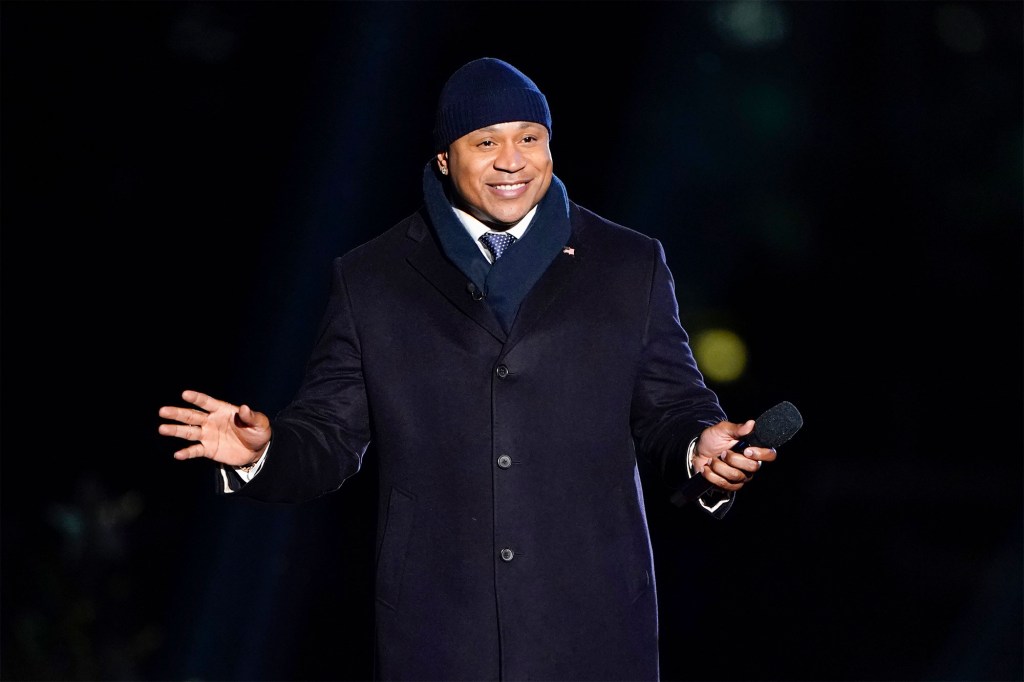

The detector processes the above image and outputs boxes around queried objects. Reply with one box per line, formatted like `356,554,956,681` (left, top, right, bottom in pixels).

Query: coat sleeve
629,238,734,516
229,255,372,503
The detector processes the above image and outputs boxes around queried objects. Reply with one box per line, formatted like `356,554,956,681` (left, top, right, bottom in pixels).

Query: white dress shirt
453,204,537,263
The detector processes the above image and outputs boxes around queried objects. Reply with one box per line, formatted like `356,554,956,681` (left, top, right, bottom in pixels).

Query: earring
439,165,448,176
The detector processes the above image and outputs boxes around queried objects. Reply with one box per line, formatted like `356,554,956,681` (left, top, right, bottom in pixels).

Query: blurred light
934,4,987,54
711,1,789,49
693,328,748,383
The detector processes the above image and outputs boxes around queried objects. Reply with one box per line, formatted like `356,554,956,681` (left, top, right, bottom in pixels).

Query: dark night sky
2,2,1021,681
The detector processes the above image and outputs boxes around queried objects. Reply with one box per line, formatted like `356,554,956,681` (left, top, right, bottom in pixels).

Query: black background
2,2,1021,680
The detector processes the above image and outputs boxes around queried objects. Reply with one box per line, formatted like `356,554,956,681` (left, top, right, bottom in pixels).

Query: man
158,57,778,680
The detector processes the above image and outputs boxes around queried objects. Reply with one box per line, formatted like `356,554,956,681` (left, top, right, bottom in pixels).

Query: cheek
454,177,482,202
531,174,554,200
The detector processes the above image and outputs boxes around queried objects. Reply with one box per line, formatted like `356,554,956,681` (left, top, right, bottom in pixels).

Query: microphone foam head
752,401,804,448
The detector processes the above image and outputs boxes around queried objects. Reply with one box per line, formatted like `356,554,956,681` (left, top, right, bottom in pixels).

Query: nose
493,145,524,173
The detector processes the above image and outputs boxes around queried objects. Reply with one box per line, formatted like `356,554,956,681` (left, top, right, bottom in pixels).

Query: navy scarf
421,160,571,332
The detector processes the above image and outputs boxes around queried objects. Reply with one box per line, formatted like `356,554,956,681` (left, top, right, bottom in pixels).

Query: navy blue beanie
433,58,552,151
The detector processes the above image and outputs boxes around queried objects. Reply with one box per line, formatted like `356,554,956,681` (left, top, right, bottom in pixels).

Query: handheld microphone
670,400,803,507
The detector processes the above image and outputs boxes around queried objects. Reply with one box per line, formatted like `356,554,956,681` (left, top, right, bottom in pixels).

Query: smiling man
159,57,780,680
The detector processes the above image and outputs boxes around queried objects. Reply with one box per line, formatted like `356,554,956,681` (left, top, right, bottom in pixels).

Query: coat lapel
503,232,584,351
404,219,507,343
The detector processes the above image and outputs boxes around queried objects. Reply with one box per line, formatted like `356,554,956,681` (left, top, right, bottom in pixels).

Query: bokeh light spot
710,1,789,48
693,328,748,383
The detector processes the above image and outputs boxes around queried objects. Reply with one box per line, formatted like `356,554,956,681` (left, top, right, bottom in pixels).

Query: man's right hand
158,389,272,467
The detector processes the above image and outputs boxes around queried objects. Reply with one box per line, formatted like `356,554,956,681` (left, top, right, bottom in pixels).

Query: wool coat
232,198,729,681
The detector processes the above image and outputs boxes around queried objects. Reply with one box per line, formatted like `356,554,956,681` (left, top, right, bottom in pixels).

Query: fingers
157,405,209,427
171,442,207,461
700,419,760,456
158,390,269,464
236,404,268,429
181,389,222,411
156,420,204,448
158,390,224,453
703,447,775,490
154,421,206,460
704,456,753,490
722,449,763,472
159,390,240,426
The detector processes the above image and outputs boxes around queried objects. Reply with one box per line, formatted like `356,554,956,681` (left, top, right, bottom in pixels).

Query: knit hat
433,58,552,151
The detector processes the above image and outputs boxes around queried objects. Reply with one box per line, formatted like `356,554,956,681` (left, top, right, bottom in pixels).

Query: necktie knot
480,232,517,261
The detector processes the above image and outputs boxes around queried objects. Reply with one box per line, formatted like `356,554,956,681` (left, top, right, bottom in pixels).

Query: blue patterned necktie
479,232,517,262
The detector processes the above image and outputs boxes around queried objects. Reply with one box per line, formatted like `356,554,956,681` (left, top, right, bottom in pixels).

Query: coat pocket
375,486,417,611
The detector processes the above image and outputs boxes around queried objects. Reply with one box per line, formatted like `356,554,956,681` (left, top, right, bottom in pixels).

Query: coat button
495,364,509,378
497,454,512,469
500,548,514,562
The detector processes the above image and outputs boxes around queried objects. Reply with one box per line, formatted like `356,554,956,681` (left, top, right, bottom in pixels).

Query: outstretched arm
157,389,271,468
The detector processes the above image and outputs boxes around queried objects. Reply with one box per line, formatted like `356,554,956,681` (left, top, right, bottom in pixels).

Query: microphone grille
751,401,804,449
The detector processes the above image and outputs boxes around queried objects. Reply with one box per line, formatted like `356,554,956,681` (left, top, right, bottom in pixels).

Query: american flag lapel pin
562,246,575,256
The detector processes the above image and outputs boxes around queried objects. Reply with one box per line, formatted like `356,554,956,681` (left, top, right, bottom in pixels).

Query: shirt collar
452,205,537,243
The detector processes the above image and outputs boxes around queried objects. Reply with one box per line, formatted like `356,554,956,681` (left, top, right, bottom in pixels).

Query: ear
435,152,449,176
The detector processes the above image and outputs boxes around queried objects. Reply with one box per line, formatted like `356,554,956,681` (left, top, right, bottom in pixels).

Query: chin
490,206,530,226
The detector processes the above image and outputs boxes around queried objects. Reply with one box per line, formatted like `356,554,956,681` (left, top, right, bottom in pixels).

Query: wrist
689,444,715,477
235,454,261,473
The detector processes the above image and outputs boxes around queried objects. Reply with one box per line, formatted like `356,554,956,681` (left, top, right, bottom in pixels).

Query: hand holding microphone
671,401,804,507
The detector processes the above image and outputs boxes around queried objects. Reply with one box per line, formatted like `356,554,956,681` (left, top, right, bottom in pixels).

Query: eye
478,139,497,148
520,134,538,144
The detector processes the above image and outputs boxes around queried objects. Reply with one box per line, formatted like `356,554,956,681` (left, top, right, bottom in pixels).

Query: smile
493,183,526,191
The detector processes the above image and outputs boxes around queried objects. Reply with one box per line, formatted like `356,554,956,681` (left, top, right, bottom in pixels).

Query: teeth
494,183,525,191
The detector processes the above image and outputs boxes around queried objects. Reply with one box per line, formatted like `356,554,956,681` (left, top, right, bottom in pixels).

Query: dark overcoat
233,200,728,681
